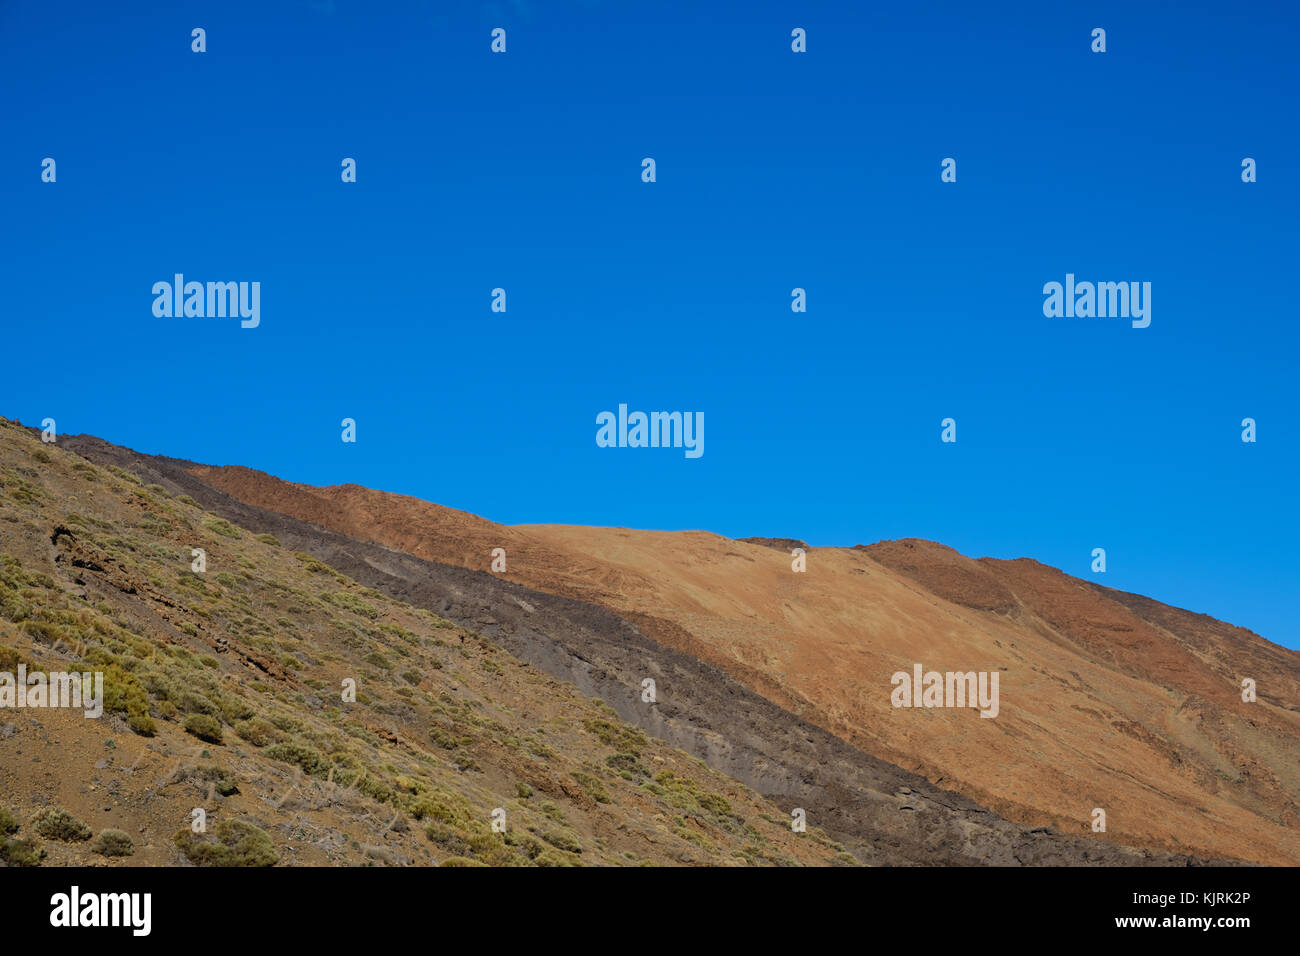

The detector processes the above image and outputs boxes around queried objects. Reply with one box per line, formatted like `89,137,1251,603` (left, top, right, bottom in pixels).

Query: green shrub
202,517,242,539
174,819,277,867
571,771,611,804
428,727,462,751
128,712,157,736
324,592,379,620
411,796,469,827
263,742,326,777
697,792,733,818
95,661,154,735
539,829,583,854
234,717,280,747
424,823,471,855
528,740,555,759
0,808,18,835
183,713,223,743
255,533,280,546
195,765,239,796
606,753,648,778
91,829,134,857
0,592,30,622
0,837,44,866
218,695,255,723
583,718,647,753
29,807,92,842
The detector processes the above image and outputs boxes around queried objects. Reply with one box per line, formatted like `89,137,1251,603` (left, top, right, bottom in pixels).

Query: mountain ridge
6,419,1295,865
165,449,1299,866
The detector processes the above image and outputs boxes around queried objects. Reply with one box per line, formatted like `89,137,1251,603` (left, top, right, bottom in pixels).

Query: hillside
0,418,855,867
164,459,1300,865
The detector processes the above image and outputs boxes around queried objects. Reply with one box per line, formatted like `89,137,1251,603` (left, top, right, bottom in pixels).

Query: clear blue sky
2,1,1296,647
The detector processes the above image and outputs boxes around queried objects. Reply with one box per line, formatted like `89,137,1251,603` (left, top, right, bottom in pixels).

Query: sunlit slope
0,419,851,867
185,465,1300,865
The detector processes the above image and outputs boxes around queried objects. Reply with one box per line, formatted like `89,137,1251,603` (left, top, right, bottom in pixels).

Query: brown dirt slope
28,433,1236,866
176,463,1300,866
0,418,860,867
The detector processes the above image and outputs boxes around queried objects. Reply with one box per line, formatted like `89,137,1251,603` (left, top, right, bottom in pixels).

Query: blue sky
2,1,1297,647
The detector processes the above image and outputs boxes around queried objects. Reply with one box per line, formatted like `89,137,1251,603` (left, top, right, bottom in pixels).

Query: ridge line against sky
9,416,1290,653
2,0,1296,647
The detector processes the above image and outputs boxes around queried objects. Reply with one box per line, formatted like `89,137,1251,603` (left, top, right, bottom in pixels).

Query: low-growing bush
571,771,611,804
91,829,134,857
324,591,379,619
29,807,92,842
263,742,326,777
183,713,223,743
193,764,240,796
0,837,44,866
539,829,583,854
233,716,281,747
174,819,277,867
128,712,157,736
202,517,242,539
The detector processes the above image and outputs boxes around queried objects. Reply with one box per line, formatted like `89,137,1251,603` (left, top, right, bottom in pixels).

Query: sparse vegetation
30,807,92,842
0,419,855,868
539,829,583,854
571,771,611,804
325,591,379,619
202,516,242,539
234,716,281,747
263,742,326,777
183,713,223,743
91,829,134,857
174,819,278,867
0,837,44,866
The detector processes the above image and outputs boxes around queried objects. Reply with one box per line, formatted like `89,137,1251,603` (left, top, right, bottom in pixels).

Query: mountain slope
19,421,1239,865
0,418,857,867
163,458,1300,865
